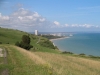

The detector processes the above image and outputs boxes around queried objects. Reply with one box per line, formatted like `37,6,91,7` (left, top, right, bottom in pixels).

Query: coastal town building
35,30,38,35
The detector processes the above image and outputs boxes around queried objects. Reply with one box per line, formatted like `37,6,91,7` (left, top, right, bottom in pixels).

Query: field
0,28,100,75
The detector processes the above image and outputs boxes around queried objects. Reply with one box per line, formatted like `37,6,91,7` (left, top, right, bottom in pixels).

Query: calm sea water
53,33,100,56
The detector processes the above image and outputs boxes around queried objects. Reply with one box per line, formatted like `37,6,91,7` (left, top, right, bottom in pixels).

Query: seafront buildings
35,30,38,35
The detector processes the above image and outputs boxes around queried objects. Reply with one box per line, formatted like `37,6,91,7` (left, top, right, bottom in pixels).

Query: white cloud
64,24,99,28
54,21,60,26
0,13,9,20
65,24,69,27
71,24,79,27
18,16,23,20
0,8,50,30
0,13,1,17
39,18,45,22
33,12,40,17
26,16,33,19
82,24,92,28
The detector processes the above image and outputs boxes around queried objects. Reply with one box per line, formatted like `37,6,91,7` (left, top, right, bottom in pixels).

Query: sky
0,0,100,32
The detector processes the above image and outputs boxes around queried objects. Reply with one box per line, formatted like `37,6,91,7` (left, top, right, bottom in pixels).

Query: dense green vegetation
15,35,33,50
39,39,55,49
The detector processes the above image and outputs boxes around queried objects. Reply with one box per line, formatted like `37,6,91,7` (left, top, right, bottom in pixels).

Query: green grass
1,45,57,75
0,57,3,62
1,45,100,75
0,28,28,44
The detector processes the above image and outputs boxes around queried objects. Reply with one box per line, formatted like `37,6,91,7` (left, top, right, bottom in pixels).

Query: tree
15,35,33,50
22,35,30,44
15,41,20,46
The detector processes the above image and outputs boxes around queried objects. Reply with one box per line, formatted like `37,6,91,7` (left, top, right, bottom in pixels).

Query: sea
52,33,100,56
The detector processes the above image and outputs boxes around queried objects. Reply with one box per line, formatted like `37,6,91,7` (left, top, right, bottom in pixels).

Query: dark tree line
15,35,33,50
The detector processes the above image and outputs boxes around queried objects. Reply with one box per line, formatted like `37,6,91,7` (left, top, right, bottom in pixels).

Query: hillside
0,28,57,52
0,45,100,75
0,28,100,75
0,28,28,44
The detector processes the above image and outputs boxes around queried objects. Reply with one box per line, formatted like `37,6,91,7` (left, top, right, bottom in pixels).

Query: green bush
15,35,33,50
15,41,20,46
62,51,73,54
0,42,2,44
6,42,9,44
79,53,85,56
39,40,55,49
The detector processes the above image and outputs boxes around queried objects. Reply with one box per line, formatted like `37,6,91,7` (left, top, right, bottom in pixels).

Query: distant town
34,30,73,39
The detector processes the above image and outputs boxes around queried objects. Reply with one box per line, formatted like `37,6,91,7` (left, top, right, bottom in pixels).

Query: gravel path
0,48,9,75
0,48,3,57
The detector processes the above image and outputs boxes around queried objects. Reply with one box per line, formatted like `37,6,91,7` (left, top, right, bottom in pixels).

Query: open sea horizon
53,33,100,56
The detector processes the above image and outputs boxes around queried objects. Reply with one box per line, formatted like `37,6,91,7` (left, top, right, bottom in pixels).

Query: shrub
0,42,2,44
79,53,85,56
15,35,33,50
22,35,30,44
39,40,55,49
6,42,9,44
15,41,20,46
54,46,59,49
62,51,73,54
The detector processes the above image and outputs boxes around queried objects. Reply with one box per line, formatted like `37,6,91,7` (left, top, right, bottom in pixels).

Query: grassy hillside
0,28,28,44
0,28,100,75
0,28,57,52
0,45,100,75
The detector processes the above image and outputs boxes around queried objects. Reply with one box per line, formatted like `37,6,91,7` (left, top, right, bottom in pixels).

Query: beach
50,36,70,47
50,37,70,41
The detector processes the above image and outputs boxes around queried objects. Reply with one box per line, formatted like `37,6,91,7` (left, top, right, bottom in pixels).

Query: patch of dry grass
34,52,100,75
14,46,47,65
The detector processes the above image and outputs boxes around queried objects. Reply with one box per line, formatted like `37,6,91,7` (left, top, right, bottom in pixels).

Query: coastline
50,37,70,42
50,36,70,49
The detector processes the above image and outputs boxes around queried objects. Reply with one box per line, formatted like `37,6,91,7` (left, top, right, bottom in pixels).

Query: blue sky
0,0,100,32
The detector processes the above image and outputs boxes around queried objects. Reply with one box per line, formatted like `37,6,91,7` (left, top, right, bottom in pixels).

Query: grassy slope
0,28,29,44
0,27,58,53
0,28,100,75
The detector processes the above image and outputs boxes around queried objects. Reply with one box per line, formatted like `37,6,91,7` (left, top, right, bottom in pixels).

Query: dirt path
0,48,9,75
0,48,3,57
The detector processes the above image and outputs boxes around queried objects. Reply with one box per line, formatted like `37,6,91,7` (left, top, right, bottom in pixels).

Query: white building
35,30,38,35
